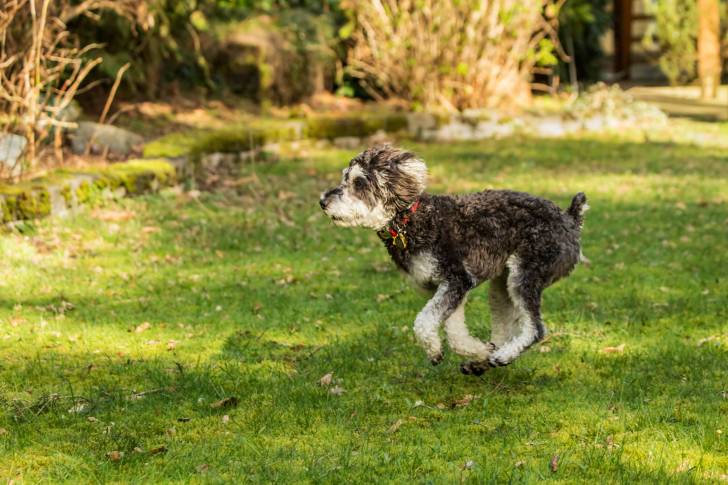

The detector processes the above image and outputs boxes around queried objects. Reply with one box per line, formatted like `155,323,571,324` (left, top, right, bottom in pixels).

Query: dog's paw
430,353,444,366
459,360,489,376
487,355,510,367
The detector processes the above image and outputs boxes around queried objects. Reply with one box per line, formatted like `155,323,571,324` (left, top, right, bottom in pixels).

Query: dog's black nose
319,197,328,210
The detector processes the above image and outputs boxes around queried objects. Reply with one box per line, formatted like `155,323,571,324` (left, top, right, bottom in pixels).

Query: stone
58,100,81,122
474,120,515,139
333,137,361,149
367,130,391,145
406,112,438,138
531,116,567,138
0,134,27,178
70,122,143,158
433,121,475,141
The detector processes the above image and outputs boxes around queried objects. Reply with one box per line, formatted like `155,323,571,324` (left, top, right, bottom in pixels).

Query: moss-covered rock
1,159,176,225
305,113,408,139
0,184,51,221
75,180,93,205
143,131,201,159
189,130,266,160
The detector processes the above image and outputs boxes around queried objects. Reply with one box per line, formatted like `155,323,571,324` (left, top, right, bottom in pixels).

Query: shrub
642,0,699,85
0,0,144,178
211,10,339,104
558,0,611,83
345,0,563,112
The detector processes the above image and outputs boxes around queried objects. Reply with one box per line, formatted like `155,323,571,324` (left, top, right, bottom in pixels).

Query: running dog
319,145,588,375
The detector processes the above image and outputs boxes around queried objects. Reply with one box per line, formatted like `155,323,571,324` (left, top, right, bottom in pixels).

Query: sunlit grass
0,131,726,483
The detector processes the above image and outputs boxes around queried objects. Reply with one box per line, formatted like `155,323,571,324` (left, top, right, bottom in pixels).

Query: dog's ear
393,156,428,203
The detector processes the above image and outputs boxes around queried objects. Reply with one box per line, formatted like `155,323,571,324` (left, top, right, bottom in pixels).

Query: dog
319,145,588,375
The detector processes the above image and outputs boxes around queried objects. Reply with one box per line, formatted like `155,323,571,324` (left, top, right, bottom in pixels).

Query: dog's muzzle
319,187,342,211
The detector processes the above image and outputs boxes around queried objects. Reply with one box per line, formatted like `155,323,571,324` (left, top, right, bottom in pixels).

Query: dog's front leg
413,281,468,365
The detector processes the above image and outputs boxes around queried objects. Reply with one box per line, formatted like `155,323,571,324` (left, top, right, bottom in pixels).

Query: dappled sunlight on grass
1,134,726,482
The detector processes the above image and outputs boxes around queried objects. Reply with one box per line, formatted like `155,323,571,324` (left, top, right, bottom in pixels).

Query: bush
558,0,611,83
211,10,339,104
0,0,144,177
642,0,699,85
345,0,563,112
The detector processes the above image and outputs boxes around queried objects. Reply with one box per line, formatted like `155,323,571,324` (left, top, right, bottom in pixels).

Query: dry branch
0,0,142,179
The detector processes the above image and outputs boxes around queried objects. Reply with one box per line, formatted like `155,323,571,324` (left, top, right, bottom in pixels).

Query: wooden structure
613,0,656,80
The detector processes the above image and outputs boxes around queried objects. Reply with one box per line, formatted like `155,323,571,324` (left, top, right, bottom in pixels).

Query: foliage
642,0,699,85
72,1,347,101
345,0,564,112
211,10,339,104
0,0,145,177
558,0,610,83
0,129,727,481
71,1,213,99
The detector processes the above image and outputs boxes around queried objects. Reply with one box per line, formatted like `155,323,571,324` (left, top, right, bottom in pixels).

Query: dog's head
319,145,427,229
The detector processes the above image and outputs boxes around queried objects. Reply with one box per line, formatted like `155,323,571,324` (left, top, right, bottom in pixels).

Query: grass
0,130,726,483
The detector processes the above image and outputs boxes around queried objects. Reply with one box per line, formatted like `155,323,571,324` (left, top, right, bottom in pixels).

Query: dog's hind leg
488,270,521,347
444,297,496,360
487,255,547,367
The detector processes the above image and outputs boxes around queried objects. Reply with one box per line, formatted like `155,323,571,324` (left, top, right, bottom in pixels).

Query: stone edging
1,159,176,225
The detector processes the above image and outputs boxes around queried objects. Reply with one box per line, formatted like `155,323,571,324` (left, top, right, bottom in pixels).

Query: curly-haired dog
319,145,588,375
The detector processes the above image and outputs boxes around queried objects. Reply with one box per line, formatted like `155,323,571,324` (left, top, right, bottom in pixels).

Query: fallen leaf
188,190,201,199
277,190,297,200
148,445,168,455
196,464,209,474
697,335,719,346
550,455,559,472
436,403,447,410
167,340,178,351
387,419,403,433
329,385,345,396
676,460,691,473
601,343,625,354
453,394,477,408
319,372,334,387
0,428,7,436
222,415,230,424
107,450,123,462
135,322,152,333
92,209,135,222
67,402,88,414
133,447,144,453
462,460,475,470
142,226,160,234
539,345,552,353
222,175,258,188
210,397,239,409
514,460,525,468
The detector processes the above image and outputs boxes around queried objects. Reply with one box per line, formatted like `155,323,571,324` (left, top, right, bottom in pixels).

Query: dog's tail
567,192,588,228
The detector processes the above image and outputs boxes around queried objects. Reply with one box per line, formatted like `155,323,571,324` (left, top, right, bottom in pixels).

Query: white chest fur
407,252,440,287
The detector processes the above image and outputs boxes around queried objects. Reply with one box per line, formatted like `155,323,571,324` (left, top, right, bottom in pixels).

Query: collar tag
377,198,419,250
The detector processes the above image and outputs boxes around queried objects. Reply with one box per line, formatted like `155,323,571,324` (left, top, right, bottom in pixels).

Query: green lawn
0,133,726,483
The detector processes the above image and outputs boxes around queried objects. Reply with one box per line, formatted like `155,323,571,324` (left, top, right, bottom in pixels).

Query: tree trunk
698,0,721,99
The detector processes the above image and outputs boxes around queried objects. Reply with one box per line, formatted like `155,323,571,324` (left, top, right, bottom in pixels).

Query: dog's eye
353,177,367,191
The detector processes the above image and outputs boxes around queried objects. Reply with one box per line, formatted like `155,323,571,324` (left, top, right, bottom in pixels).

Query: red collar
377,199,421,248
